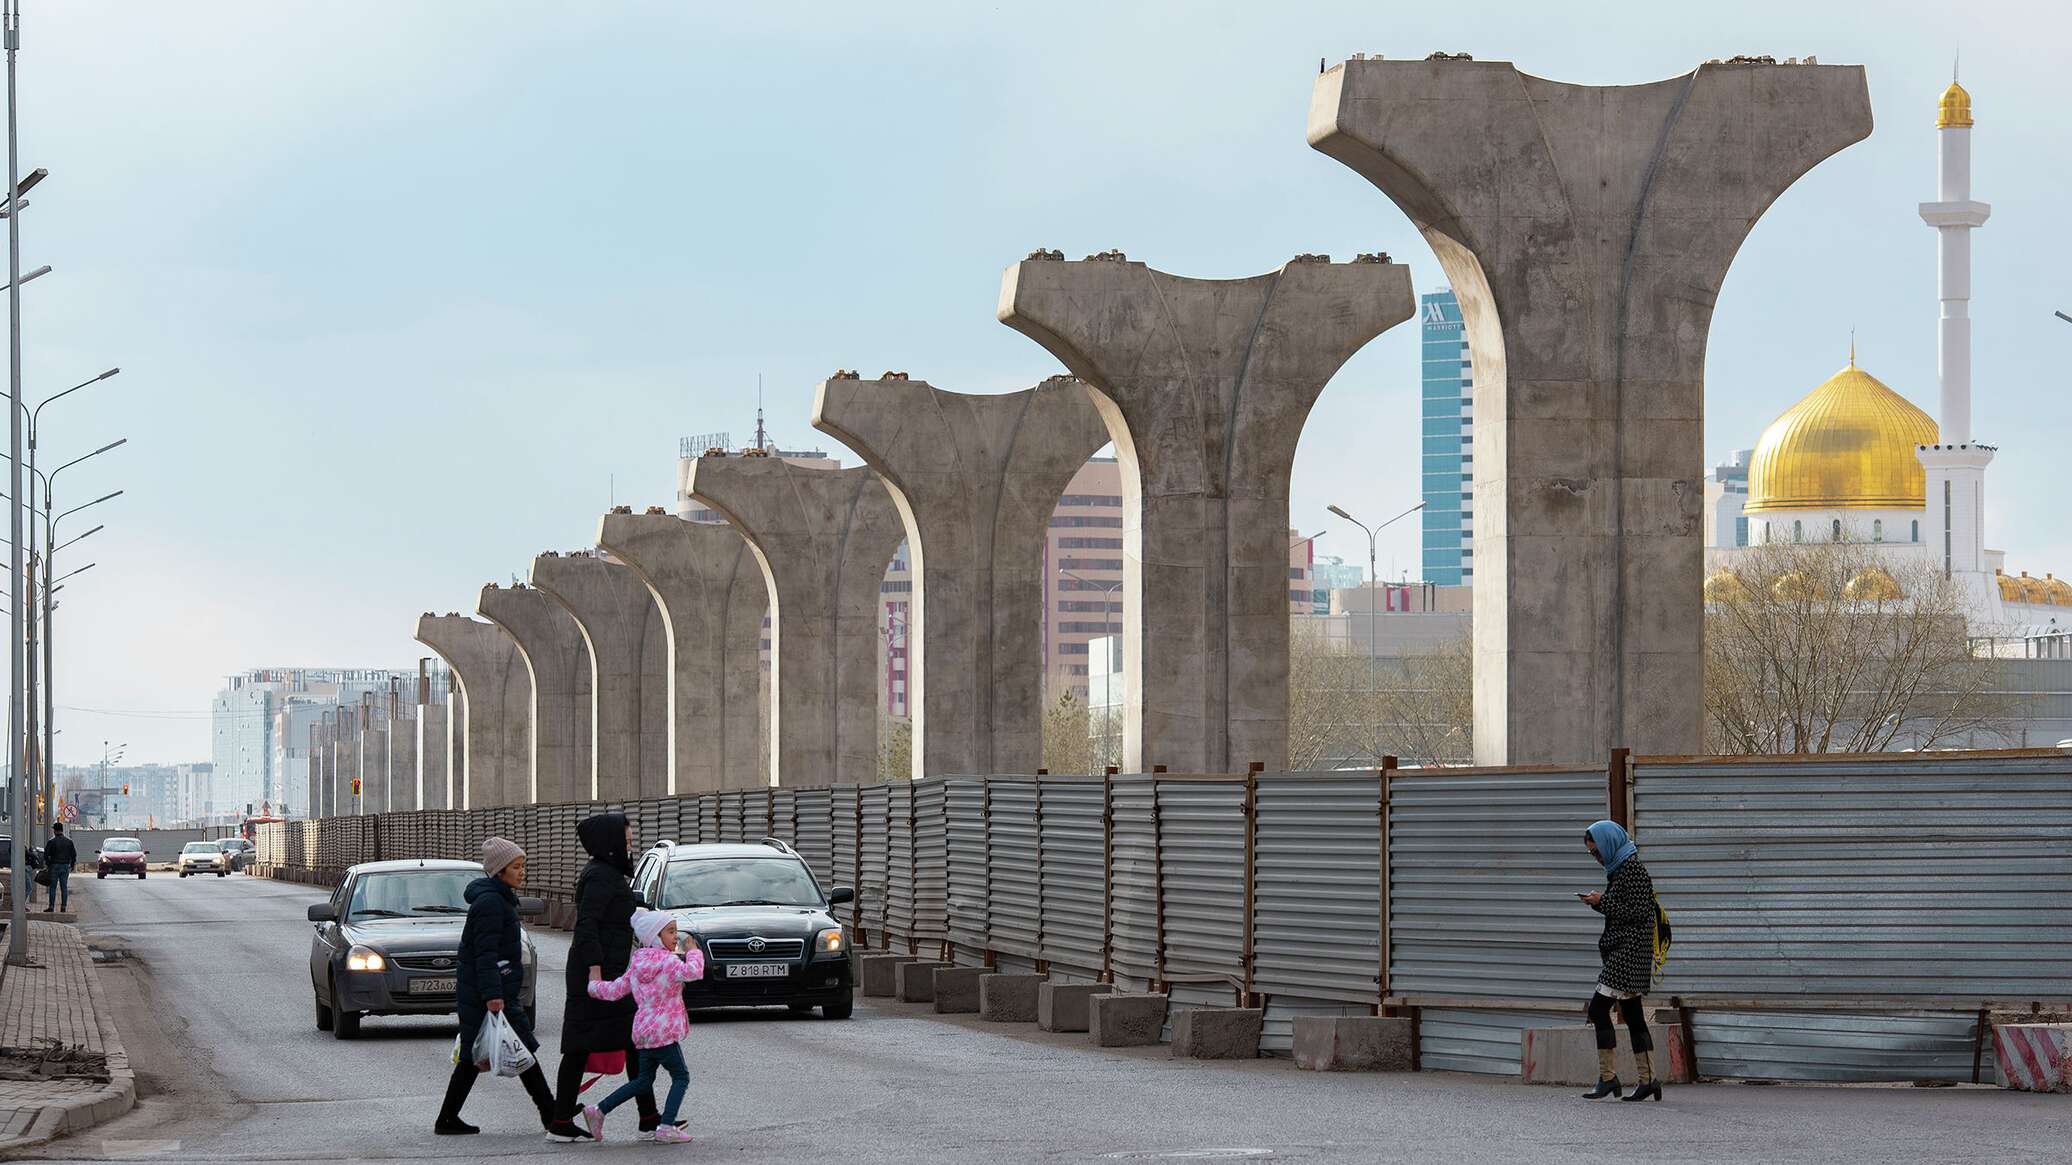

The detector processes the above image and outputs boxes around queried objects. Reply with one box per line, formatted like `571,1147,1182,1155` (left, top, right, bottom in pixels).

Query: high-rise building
1043,459,1127,704
1705,448,1755,549
1419,289,1473,586
212,668,438,818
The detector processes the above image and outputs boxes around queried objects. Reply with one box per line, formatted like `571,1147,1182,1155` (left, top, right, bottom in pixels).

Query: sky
13,0,2069,764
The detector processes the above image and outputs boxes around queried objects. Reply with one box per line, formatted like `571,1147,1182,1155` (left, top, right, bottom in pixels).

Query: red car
96,837,149,878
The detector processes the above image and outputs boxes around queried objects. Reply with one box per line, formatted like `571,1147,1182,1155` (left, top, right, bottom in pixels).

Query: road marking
101,1140,181,1158
1101,1152,1277,1161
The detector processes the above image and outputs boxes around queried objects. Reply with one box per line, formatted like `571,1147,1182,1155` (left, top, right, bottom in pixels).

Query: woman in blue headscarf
1577,819,1665,1102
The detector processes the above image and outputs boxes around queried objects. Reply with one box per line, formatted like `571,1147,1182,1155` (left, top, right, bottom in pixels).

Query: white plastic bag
473,1011,536,1078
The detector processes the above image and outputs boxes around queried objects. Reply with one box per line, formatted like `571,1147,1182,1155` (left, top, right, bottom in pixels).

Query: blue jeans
45,866,68,911
598,1042,686,1124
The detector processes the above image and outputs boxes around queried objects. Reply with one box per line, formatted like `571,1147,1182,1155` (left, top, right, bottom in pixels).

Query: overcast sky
17,0,2069,764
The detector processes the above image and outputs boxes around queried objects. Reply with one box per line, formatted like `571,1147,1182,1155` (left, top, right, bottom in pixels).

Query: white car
178,841,230,877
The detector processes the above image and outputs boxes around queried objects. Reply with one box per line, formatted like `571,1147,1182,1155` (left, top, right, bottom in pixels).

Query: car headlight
345,946,386,972
815,927,845,954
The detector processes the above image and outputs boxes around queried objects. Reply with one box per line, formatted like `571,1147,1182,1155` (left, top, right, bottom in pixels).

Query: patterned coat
588,945,706,1049
1591,858,1657,995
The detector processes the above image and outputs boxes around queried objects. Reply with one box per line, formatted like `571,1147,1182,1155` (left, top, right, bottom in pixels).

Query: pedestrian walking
547,812,660,1141
433,836,558,1136
42,823,74,913
1576,819,1670,1102
579,908,704,1143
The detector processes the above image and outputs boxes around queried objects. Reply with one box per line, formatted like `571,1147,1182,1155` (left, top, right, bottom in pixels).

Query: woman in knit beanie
435,837,557,1135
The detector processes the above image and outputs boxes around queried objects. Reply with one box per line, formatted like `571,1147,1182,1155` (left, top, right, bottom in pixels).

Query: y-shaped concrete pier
531,551,670,801
1001,254,1413,772
596,509,768,793
415,612,531,808
478,583,594,804
1310,56,1871,763
685,457,906,787
814,375,1110,776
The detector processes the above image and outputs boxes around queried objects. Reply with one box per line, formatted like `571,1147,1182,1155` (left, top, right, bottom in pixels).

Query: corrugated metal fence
253,751,2072,1078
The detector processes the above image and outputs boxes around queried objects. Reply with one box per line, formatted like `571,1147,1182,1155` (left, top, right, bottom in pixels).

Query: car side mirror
306,903,336,923
827,885,854,906
516,896,545,917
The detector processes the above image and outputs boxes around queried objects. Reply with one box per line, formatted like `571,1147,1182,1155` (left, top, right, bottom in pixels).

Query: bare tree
1704,541,2017,753
1288,623,1474,769
1040,690,1096,776
875,717,912,783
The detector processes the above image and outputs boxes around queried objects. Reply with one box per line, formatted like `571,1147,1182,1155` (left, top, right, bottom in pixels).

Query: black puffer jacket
457,874,536,1053
559,813,645,1054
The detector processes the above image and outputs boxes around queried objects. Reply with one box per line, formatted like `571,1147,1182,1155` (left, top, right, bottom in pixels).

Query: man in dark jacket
436,836,557,1136
548,812,659,1140
43,824,75,912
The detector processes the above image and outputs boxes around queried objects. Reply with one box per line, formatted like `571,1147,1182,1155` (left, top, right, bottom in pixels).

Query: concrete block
860,953,919,998
1293,1016,1413,1072
1994,1024,2072,1092
932,966,985,1014
1520,1021,1692,1085
1037,981,1114,1032
894,960,948,1003
1089,993,1167,1047
977,973,1045,1023
1170,1007,1263,1060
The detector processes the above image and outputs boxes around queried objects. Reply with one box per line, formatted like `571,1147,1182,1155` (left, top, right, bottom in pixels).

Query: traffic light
351,778,362,797
121,783,129,796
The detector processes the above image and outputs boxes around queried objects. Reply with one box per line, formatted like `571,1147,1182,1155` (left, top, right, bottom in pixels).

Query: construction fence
253,749,2072,1082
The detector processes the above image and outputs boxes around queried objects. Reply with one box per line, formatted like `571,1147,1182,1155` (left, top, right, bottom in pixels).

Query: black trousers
439,1057,555,1126
1585,991,1652,1053
554,1043,656,1123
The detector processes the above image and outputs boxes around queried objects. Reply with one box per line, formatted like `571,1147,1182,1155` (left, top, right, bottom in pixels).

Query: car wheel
96,872,105,880
821,989,854,1020
138,872,146,879
330,977,360,1040
315,992,334,1032
216,871,226,878
178,872,187,878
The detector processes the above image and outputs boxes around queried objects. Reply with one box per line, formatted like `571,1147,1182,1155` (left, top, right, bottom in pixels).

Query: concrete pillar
1000,254,1413,772
814,375,1111,777
596,510,768,793
314,716,334,818
417,697,450,811
361,712,388,816
478,583,594,804
384,694,413,813
1309,56,1871,764
337,706,362,815
415,612,531,808
530,551,670,801
685,457,906,788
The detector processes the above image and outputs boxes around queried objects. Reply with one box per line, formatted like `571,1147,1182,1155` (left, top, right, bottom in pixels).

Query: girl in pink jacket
581,909,704,1142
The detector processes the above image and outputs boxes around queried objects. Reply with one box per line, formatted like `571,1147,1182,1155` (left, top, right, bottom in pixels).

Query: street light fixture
0,261,46,291
2057,310,2071,325
1324,500,1429,764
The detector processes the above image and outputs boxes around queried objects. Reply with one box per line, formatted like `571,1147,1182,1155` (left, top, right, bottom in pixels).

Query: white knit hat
630,908,675,948
481,836,525,877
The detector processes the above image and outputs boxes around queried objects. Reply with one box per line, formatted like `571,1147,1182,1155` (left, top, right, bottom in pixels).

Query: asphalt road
12,873,2066,1163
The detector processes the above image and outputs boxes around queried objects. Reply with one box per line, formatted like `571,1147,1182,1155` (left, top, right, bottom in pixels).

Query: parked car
95,837,147,879
630,838,855,1020
215,837,255,873
0,835,44,873
179,841,231,877
307,858,542,1040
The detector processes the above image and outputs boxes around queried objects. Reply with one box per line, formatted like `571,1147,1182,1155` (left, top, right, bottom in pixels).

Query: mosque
1704,77,2070,640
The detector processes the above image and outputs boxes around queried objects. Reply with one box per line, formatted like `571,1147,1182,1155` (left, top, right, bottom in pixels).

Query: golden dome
1844,566,1905,602
2047,574,2072,606
1997,569,2021,601
1703,568,1749,603
1772,570,1819,601
1744,361,1939,514
2017,572,2051,605
1938,81,1973,128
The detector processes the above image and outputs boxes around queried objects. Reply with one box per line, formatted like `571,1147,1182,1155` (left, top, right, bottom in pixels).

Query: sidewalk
0,917,135,1155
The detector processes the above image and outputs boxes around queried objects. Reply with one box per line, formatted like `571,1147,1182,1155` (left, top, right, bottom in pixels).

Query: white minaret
1917,75,1997,608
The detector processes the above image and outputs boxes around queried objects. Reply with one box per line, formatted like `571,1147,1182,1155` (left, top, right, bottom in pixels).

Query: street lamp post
5,0,30,964
1325,500,1428,764
30,431,123,841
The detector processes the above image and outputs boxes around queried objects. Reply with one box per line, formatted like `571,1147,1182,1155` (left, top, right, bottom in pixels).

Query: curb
0,927,137,1157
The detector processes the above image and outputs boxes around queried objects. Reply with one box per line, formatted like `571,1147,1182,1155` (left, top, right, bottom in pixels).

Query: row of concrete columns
401,56,1871,802
307,688,450,819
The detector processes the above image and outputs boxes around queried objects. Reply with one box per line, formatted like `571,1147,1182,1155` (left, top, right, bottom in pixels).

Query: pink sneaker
652,1125,694,1144
582,1103,605,1142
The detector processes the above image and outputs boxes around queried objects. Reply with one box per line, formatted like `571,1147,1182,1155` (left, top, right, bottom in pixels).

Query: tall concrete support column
415,613,530,809
385,690,415,813
531,551,669,801
315,715,334,818
685,458,906,787
361,707,389,816
477,584,594,804
337,707,362,816
418,698,450,810
597,510,768,793
813,375,1110,776
1000,255,1413,772
1309,57,1872,764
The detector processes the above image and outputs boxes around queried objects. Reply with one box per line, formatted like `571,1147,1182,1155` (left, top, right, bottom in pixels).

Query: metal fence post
1241,763,1261,1007
1033,775,1048,975
1607,747,1631,828
1378,756,1396,1013
1150,771,1166,992
1100,770,1114,984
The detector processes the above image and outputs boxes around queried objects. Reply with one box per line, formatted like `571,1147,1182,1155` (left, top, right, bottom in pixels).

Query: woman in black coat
547,812,659,1139
435,837,556,1136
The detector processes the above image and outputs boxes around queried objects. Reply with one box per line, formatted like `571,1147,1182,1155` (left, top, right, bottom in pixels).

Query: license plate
409,977,456,994
726,963,789,979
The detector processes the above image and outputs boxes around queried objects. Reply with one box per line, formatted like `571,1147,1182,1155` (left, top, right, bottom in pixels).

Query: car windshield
104,839,141,853
659,857,822,910
182,843,217,854
347,870,479,919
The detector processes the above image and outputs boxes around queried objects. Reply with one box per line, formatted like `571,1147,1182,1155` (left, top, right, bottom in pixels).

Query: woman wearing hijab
546,812,661,1141
1577,819,1666,1102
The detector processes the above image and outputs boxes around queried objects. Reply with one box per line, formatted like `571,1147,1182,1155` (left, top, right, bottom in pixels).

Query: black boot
1580,1077,1623,1100
1621,1080,1663,1102
436,1063,481,1134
